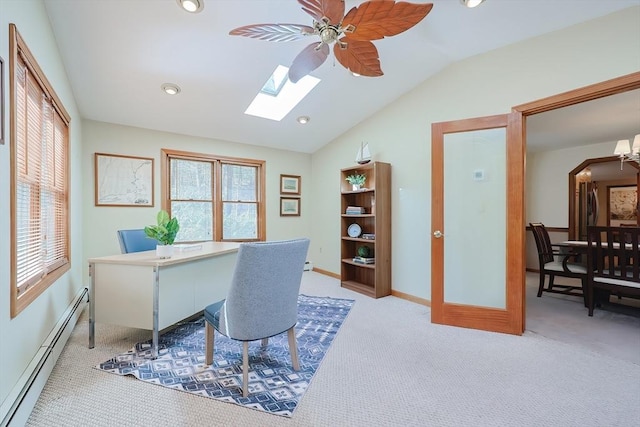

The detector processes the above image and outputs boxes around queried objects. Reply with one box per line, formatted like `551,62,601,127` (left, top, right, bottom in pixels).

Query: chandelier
613,134,640,169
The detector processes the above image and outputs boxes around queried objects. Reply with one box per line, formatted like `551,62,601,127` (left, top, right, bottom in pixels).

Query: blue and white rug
95,295,354,417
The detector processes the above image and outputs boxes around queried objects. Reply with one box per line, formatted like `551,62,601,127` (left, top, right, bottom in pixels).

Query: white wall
527,140,628,227
81,120,312,276
0,0,83,409
309,7,640,300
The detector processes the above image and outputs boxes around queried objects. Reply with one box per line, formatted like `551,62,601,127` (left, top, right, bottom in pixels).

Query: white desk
88,242,240,357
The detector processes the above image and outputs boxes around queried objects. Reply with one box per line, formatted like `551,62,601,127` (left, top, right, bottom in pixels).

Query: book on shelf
353,256,375,264
345,206,366,215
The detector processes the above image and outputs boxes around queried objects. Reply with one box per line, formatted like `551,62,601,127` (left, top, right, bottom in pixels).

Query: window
162,149,265,241
10,25,71,317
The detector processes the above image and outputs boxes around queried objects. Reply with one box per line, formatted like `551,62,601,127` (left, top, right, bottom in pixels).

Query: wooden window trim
161,148,266,241
10,24,71,317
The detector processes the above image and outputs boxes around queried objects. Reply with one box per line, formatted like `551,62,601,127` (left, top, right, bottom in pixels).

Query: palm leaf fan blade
229,23,315,42
333,38,383,77
298,0,346,25
343,1,433,41
289,42,330,83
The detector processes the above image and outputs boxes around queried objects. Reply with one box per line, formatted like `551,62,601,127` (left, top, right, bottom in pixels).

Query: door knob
433,230,443,238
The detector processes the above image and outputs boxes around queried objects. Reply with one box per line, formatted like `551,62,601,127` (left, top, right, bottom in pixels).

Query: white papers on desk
174,243,203,252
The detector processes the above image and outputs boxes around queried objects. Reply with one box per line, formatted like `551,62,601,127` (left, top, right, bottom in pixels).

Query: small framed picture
280,174,301,195
280,197,300,216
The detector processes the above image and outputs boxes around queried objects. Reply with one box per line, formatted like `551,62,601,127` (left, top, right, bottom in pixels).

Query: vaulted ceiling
43,0,639,153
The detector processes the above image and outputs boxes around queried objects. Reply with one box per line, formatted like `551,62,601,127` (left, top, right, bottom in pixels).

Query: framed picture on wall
607,185,637,226
280,174,301,195
280,197,300,216
95,152,154,206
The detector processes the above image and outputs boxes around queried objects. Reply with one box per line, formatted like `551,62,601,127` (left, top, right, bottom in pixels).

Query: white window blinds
12,24,70,316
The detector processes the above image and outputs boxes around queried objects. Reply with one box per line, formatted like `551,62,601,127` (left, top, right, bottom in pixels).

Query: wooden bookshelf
340,161,391,298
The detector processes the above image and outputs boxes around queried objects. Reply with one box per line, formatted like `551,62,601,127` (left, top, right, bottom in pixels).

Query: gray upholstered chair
117,229,157,254
204,238,310,397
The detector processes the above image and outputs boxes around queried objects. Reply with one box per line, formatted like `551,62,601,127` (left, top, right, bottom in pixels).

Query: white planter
156,244,174,259
352,184,361,191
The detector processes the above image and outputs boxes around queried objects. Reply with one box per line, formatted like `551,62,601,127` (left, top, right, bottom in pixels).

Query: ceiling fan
229,0,433,83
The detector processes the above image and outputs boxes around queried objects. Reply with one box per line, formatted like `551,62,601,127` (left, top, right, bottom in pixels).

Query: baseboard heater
0,287,88,427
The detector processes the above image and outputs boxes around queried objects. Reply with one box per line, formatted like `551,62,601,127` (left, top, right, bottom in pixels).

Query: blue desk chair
204,238,310,397
117,229,157,254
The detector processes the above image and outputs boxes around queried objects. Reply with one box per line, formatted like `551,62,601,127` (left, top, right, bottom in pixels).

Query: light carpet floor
94,295,354,417
27,271,640,426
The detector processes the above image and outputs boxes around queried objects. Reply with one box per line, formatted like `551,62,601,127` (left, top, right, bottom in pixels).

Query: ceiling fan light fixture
297,116,310,124
228,0,433,82
460,0,486,8
176,0,203,13
161,83,181,95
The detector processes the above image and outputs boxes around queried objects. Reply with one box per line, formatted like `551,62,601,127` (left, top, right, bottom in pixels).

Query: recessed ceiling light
460,0,485,8
176,0,204,13
297,116,310,124
161,83,181,95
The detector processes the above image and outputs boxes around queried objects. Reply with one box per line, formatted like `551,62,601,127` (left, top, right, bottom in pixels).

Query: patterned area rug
95,295,354,417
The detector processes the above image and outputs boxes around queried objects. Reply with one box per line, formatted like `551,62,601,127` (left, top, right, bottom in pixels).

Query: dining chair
586,226,640,316
529,223,587,304
117,229,157,253
203,238,310,397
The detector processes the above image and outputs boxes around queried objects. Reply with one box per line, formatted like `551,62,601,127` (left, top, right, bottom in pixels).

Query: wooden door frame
568,156,640,239
512,71,640,328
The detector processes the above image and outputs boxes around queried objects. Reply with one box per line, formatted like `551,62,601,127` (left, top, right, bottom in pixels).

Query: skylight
245,65,320,121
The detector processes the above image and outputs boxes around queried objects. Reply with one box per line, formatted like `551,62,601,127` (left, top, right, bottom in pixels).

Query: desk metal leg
89,262,95,349
152,266,160,359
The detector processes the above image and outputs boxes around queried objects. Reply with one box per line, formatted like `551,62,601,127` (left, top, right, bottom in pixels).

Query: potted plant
346,173,366,191
144,209,180,258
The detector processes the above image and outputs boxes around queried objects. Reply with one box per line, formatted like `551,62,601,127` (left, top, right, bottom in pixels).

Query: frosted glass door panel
443,128,506,309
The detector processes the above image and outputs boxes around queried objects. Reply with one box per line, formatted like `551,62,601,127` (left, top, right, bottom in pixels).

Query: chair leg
548,274,555,291
261,338,268,348
537,273,546,297
581,278,588,307
287,326,300,371
205,322,215,365
242,341,249,398
587,283,595,317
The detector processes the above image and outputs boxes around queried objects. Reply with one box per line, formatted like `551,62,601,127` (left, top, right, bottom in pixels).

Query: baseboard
391,290,430,307
311,267,340,279
0,287,88,427
310,268,430,306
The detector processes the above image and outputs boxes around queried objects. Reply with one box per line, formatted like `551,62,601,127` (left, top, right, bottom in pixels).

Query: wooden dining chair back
529,222,587,302
586,226,640,316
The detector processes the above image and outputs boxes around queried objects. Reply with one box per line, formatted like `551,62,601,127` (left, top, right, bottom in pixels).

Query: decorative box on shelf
361,233,375,240
353,256,375,264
